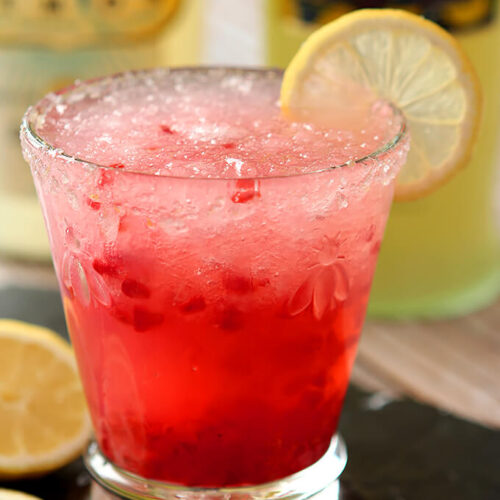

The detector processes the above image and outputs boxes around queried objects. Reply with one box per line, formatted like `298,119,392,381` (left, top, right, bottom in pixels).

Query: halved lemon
0,320,91,479
0,489,42,500
281,9,482,200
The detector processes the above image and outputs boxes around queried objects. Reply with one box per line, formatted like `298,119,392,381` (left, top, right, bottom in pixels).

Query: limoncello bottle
0,0,200,261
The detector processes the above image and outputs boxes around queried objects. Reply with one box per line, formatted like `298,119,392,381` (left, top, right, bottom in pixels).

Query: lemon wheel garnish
0,489,42,500
0,320,91,479
281,9,482,200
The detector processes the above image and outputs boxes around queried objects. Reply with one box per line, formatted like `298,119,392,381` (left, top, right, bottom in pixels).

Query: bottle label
0,0,179,48
280,0,497,31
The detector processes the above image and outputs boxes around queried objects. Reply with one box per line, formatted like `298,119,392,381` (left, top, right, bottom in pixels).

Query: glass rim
21,66,408,182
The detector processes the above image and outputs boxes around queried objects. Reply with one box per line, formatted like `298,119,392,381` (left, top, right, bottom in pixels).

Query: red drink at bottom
22,68,408,490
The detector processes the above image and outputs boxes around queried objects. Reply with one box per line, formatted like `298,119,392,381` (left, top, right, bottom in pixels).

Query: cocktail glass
20,68,408,499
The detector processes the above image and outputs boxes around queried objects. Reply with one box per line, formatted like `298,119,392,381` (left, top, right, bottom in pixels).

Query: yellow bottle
267,0,500,318
0,0,201,261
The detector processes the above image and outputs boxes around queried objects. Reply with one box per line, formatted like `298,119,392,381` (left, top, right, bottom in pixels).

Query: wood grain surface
352,300,500,429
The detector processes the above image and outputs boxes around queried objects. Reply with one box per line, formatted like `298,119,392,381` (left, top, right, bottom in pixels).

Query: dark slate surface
0,287,499,500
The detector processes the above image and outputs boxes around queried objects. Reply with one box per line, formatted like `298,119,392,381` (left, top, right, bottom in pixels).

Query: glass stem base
85,436,347,500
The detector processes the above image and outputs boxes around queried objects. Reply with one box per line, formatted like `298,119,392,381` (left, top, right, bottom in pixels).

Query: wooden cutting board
352,300,500,429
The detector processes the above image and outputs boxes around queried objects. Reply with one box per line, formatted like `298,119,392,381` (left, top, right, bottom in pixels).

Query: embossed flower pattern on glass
287,236,350,320
62,250,112,307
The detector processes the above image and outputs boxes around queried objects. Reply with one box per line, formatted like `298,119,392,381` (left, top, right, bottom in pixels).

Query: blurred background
1,0,499,315
0,0,499,470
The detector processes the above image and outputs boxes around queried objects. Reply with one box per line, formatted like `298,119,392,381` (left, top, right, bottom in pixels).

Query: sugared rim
21,66,407,181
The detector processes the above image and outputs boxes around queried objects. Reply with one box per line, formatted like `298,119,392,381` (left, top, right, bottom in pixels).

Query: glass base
85,436,347,500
